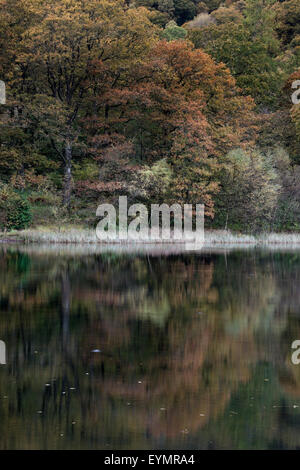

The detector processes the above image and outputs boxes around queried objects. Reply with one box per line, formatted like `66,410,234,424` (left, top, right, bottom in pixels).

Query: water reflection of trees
0,249,300,448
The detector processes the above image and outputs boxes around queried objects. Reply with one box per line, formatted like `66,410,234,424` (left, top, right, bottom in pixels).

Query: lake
0,245,300,449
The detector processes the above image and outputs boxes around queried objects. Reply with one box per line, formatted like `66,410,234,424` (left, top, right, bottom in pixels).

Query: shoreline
1,228,300,247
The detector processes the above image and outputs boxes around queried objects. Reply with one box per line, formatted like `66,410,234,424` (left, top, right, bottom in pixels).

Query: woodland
0,0,300,233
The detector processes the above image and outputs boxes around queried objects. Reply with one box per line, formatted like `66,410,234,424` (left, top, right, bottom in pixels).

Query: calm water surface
0,245,300,449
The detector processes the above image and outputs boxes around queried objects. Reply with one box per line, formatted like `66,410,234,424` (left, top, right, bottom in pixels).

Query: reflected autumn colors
1,246,300,449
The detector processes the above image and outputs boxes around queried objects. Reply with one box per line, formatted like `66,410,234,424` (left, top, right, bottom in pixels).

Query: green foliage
173,0,197,24
162,20,187,40
275,0,300,46
214,148,280,232
269,147,300,231
129,159,173,204
132,0,199,25
201,0,223,12
0,185,32,231
72,160,99,181
188,0,283,109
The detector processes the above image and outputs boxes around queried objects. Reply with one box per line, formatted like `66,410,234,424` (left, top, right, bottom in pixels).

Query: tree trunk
63,142,72,211
225,212,229,231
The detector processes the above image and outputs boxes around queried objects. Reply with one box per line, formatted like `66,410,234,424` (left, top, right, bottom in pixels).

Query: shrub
162,20,188,41
214,148,280,232
0,185,32,231
270,147,300,231
128,158,173,204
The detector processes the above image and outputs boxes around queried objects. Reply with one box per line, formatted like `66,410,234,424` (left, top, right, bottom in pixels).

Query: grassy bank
1,226,300,247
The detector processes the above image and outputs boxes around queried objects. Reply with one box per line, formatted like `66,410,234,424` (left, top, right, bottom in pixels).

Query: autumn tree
89,40,256,216
0,0,47,180
3,0,158,210
188,0,282,109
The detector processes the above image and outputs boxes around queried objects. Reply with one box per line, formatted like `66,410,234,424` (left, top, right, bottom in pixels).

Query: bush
214,148,280,232
162,20,188,41
0,185,32,231
128,158,173,204
270,147,300,231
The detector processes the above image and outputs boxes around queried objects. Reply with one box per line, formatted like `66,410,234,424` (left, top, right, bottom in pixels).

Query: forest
0,0,300,234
